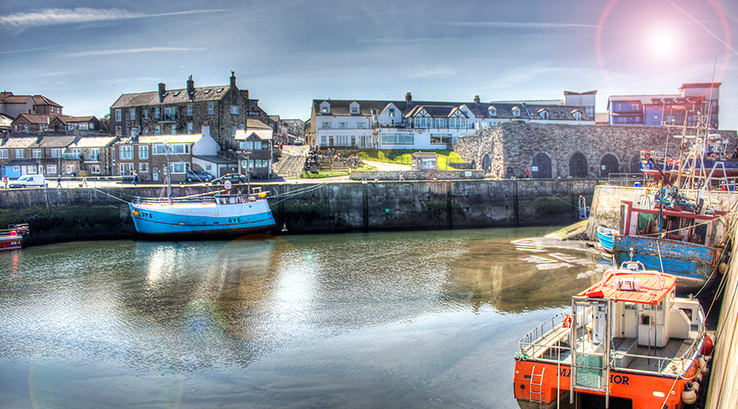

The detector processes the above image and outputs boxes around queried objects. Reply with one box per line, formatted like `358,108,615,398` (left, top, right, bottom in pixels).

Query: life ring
562,315,572,328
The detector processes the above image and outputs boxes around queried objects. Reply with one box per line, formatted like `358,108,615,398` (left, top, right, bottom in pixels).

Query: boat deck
525,330,696,376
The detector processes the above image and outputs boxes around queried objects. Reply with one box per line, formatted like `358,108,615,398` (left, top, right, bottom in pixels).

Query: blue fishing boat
595,225,617,252
129,192,275,236
611,188,729,292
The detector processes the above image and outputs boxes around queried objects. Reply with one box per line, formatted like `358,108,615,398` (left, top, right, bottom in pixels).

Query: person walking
56,177,62,188
132,171,138,186
2,175,7,189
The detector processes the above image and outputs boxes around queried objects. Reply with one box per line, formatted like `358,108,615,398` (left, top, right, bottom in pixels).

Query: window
119,145,133,160
512,107,520,117
153,143,189,155
320,103,330,114
171,125,177,134
115,109,121,122
0,149,7,158
139,163,149,172
338,122,348,129
155,107,160,119
653,115,659,124
130,108,135,120
430,134,453,144
230,105,239,115
144,110,149,120
139,145,149,160
434,118,446,128
232,126,236,137
488,106,497,116
381,132,414,145
187,105,192,117
208,103,214,115
630,103,639,111
155,125,161,135
90,165,100,174
389,108,395,117
170,162,188,174
321,122,331,129
350,104,359,114
357,122,366,129
15,149,24,158
164,107,175,121
89,148,100,161
47,165,57,174
32,149,42,158
572,112,582,120
539,111,549,120
187,123,193,134
616,103,623,111
120,163,134,176
51,148,61,158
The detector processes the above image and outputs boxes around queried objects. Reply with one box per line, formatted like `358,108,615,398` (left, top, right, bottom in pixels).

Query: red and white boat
0,224,28,251
513,261,711,409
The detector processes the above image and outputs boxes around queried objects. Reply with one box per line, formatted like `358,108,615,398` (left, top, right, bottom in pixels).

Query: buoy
258,192,267,198
682,382,697,405
718,262,728,274
694,372,703,383
132,210,140,217
701,335,714,356
692,380,700,393
562,315,572,328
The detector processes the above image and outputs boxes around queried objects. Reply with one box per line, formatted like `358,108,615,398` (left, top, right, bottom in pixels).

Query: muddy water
0,228,602,408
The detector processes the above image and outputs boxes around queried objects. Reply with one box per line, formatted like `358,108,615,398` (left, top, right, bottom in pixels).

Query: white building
310,92,595,150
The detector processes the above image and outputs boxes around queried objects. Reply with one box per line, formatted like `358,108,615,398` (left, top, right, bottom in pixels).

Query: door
152,167,159,182
532,153,552,178
569,153,588,178
600,154,619,177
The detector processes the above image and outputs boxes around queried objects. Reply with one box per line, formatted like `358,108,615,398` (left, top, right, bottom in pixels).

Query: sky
1,0,737,129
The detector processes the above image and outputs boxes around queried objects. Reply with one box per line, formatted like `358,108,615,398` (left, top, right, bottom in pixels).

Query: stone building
453,122,738,179
110,72,270,151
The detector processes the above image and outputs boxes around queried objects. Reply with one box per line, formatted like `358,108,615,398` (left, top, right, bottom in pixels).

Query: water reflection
0,228,603,408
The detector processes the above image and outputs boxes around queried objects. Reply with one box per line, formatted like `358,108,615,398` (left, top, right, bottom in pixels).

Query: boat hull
0,235,22,251
612,235,718,291
129,199,276,236
513,360,697,409
596,226,616,253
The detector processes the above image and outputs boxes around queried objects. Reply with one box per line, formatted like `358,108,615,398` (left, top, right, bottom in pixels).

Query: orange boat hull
513,360,698,409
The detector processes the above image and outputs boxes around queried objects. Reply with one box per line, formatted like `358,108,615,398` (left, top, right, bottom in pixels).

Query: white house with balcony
310,92,594,150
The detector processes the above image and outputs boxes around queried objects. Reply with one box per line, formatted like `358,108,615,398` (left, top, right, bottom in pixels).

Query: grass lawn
300,163,377,179
355,149,466,170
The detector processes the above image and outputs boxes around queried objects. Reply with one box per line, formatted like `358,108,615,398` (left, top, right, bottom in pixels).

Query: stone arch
481,154,492,173
629,154,641,173
532,153,552,178
600,154,619,177
569,152,588,178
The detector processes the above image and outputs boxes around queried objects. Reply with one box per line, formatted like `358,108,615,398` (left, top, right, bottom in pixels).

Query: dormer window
572,111,582,120
350,102,360,114
539,110,549,119
512,107,520,117
320,102,331,114
488,106,497,117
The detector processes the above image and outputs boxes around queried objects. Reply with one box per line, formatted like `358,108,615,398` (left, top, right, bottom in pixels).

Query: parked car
211,173,245,185
294,138,305,145
9,174,46,188
186,170,214,183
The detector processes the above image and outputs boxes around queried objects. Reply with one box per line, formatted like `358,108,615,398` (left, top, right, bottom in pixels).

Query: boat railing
517,312,572,359
132,194,264,205
607,173,649,187
1,223,29,236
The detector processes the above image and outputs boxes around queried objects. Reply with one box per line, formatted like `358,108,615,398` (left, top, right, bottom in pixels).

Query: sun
646,24,680,59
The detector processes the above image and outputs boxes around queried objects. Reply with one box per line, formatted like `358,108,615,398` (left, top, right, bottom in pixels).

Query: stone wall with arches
454,121,737,178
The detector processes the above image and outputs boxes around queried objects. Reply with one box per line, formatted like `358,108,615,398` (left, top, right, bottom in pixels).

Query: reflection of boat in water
595,226,616,253
514,262,712,409
0,224,28,251
611,187,730,293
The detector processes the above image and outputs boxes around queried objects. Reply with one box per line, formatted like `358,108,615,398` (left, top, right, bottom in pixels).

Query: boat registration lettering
558,369,629,385
8,240,21,246
228,217,242,223
139,212,153,219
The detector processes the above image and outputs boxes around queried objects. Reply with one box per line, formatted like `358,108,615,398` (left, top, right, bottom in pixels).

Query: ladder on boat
530,365,545,404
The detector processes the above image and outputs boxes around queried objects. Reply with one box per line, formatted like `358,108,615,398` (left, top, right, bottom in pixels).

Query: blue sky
1,0,737,129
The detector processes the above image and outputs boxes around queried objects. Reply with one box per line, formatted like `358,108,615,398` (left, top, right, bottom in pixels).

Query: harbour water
0,227,603,408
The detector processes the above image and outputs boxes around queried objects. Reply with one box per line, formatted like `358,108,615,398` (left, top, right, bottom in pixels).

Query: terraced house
310,91,595,150
110,72,271,151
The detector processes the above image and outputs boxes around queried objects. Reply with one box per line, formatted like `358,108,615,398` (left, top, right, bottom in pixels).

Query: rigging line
86,186,132,204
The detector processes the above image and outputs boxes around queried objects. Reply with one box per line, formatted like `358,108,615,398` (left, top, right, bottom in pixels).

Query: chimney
405,92,413,107
230,71,237,89
158,83,166,103
187,75,195,100
474,95,480,104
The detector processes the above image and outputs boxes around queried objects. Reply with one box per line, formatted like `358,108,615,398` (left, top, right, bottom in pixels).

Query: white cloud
66,47,207,58
0,8,228,33
449,21,597,29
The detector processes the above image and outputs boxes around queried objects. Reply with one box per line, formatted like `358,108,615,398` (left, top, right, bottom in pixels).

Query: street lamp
238,150,252,194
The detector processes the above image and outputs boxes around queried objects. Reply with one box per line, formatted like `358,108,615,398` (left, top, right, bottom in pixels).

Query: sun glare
647,24,680,59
